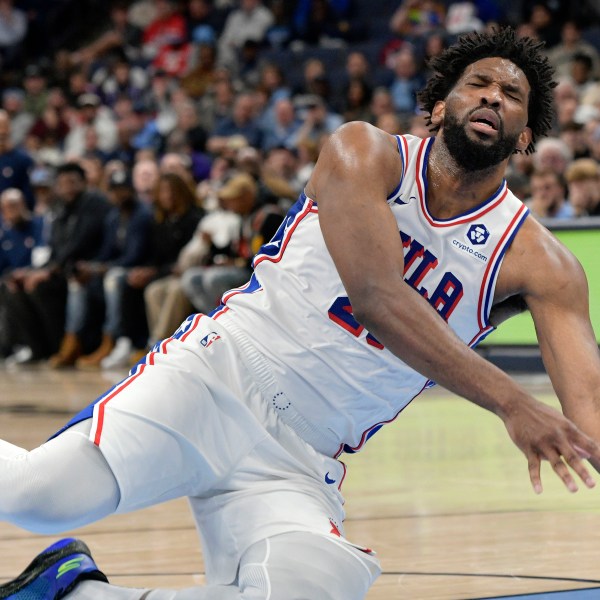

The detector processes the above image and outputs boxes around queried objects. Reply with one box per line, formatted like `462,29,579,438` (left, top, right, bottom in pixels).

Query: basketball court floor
1,366,600,599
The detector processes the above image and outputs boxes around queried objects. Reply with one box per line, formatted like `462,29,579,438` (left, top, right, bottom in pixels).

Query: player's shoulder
503,214,585,296
307,122,403,198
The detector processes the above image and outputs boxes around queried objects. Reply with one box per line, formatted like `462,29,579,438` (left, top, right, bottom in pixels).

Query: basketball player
2,28,600,600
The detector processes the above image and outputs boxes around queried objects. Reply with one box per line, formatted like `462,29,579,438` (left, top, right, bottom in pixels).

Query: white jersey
214,134,529,458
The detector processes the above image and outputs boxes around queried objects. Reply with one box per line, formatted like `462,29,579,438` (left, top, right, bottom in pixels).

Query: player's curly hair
417,27,556,154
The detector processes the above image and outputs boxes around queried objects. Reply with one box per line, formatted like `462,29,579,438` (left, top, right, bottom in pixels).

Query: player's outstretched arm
308,122,600,493
502,217,600,478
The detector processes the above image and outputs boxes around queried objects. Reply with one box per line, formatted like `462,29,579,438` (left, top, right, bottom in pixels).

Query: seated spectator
22,64,48,119
2,88,33,148
132,156,160,205
181,172,283,313
72,168,153,369
69,0,143,69
390,0,445,38
0,109,34,209
179,25,219,99
292,0,364,46
376,112,403,135
3,163,109,364
532,137,573,177
93,54,149,109
261,97,302,151
341,79,372,123
185,0,226,40
217,0,274,72
291,94,343,147
525,169,574,220
101,172,202,368
141,0,188,67
206,91,263,155
64,93,119,159
0,188,43,276
388,46,424,117
546,20,600,81
264,0,294,49
0,0,27,71
0,188,44,359
565,158,600,217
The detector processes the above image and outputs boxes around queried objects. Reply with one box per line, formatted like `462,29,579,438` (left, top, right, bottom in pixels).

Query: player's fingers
528,455,542,495
545,449,578,493
562,449,596,489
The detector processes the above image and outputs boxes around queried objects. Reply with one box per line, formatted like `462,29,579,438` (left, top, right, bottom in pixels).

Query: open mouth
469,109,500,135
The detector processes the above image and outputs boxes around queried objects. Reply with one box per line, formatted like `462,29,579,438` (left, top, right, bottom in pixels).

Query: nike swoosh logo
325,472,336,484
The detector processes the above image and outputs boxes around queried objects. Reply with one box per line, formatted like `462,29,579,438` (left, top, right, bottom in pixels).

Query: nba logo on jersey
466,224,490,246
200,332,221,348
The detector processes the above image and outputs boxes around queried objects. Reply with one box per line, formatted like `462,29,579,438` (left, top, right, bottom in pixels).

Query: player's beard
442,111,520,171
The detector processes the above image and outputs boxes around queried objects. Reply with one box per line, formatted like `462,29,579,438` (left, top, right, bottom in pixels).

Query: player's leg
74,532,379,599
0,420,120,534
0,531,379,599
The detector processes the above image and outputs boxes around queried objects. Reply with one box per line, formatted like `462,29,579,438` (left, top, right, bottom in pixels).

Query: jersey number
327,297,384,350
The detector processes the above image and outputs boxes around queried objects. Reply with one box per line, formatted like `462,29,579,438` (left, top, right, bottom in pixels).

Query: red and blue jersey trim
49,313,205,445
252,193,315,268
477,203,529,330
415,137,510,227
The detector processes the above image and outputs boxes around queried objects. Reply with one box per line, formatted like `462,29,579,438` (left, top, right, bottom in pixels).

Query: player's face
436,57,532,171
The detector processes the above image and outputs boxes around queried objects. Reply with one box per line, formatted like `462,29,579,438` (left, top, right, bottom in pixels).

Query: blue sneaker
0,538,108,599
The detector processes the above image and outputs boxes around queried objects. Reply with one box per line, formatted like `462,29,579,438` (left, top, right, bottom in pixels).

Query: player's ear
430,101,445,127
516,126,532,153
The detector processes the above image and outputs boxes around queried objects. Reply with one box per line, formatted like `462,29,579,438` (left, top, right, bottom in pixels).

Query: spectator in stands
261,97,302,151
132,156,160,205
264,0,294,50
21,64,48,119
3,163,109,365
546,20,600,81
185,0,226,40
560,121,589,160
64,94,119,159
101,172,202,368
376,111,403,135
0,110,34,210
197,69,236,131
181,172,283,313
368,86,395,126
553,78,580,130
565,158,600,217
292,94,343,147
261,145,302,206
28,103,70,157
73,168,153,369
207,91,262,155
180,25,219,99
93,54,149,109
571,52,596,97
341,78,372,122
388,45,424,116
2,88,33,148
389,0,445,38
69,0,143,69
292,0,364,46
0,188,43,359
0,0,27,71
141,0,188,67
525,169,574,220
0,188,43,276
217,0,273,72
532,137,573,177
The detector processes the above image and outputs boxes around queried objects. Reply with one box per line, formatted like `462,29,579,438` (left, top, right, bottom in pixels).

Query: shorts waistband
213,312,340,457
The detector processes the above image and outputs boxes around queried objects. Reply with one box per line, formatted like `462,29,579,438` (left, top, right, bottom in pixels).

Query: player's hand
503,397,600,494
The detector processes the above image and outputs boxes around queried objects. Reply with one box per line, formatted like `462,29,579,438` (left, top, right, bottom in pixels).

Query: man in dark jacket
4,162,109,362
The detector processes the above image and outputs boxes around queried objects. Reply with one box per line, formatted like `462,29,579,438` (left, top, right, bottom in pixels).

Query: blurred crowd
0,0,600,369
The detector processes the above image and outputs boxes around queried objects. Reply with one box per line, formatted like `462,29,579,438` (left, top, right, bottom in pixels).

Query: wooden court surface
1,366,600,599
